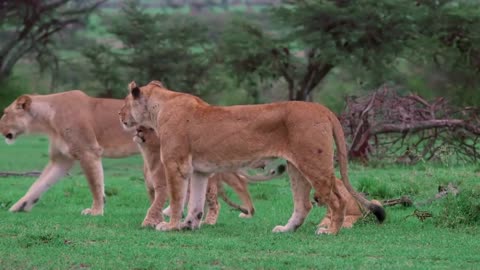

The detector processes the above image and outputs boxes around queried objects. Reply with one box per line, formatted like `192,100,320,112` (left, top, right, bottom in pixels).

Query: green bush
357,177,393,199
435,186,480,228
0,76,29,111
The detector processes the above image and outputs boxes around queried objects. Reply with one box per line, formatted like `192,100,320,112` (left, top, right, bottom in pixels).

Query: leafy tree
221,0,424,101
0,0,105,82
104,1,219,96
414,1,480,105
82,43,124,97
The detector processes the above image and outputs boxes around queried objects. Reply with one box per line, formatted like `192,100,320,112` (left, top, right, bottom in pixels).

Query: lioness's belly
192,158,272,174
102,145,139,158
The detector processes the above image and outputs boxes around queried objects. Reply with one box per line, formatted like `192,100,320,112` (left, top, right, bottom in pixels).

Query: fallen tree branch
0,171,42,177
341,85,480,163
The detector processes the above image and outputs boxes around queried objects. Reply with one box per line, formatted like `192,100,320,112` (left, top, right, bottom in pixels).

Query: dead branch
381,196,413,207
0,171,42,177
341,85,480,163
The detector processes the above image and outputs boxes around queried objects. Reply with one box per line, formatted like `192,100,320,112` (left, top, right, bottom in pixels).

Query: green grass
1,136,480,269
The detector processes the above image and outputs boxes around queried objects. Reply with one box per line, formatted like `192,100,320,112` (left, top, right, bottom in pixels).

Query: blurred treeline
1,0,480,112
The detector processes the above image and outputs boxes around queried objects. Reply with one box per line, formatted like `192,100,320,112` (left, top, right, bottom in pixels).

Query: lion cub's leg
203,176,220,225
144,164,155,204
180,172,209,230
155,160,189,231
79,156,105,216
313,176,346,235
317,178,359,229
223,174,255,218
272,162,312,233
9,157,74,212
318,206,333,228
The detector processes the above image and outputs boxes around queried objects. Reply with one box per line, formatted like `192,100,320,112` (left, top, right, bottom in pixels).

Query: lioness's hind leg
311,175,346,235
79,156,105,216
294,157,346,235
180,172,209,230
10,157,74,212
272,162,312,233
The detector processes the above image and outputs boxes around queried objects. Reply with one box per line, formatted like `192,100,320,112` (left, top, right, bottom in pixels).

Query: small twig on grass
0,171,42,177
415,183,459,207
382,196,413,207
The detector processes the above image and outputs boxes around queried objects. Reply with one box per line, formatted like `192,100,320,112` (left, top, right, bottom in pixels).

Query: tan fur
122,81,385,235
316,178,383,228
129,125,281,227
0,91,139,215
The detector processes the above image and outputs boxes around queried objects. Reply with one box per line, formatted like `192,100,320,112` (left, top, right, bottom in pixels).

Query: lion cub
134,126,283,226
315,178,383,228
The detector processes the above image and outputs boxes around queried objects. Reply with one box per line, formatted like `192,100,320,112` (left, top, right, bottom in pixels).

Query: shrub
435,186,480,228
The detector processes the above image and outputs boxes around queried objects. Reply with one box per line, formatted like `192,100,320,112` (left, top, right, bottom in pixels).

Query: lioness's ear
16,95,31,111
128,81,137,91
132,87,141,99
128,81,141,99
149,80,165,88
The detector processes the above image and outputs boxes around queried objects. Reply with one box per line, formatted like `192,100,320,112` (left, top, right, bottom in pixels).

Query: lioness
121,81,385,235
0,91,139,215
315,178,383,228
130,125,285,226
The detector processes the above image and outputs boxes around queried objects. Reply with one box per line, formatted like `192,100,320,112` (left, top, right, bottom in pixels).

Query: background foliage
1,0,480,110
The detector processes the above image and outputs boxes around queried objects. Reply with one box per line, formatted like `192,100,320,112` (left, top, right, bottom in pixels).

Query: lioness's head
118,96,138,130
0,95,33,144
121,80,165,129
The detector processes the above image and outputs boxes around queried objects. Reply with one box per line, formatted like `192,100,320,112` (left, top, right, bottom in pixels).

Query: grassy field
0,136,479,269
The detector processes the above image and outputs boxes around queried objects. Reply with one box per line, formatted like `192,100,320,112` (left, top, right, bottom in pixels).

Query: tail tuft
276,164,286,174
369,204,386,223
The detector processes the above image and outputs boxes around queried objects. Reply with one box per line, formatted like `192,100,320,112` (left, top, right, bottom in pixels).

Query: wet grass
0,136,479,269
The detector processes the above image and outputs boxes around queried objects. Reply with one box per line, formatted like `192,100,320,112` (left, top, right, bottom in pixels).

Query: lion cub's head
133,126,159,147
0,95,34,144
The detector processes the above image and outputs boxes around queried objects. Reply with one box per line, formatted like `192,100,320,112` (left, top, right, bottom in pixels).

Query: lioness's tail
330,112,386,223
239,164,286,183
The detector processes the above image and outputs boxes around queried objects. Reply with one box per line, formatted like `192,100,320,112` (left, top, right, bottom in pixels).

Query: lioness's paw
142,218,162,228
315,227,336,235
272,225,292,233
155,222,179,231
9,200,32,212
239,213,253,219
81,208,104,216
179,220,201,230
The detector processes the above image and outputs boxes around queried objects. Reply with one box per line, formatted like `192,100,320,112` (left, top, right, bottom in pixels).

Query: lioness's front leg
142,166,168,227
155,160,189,232
79,156,105,216
180,172,209,230
10,157,74,212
